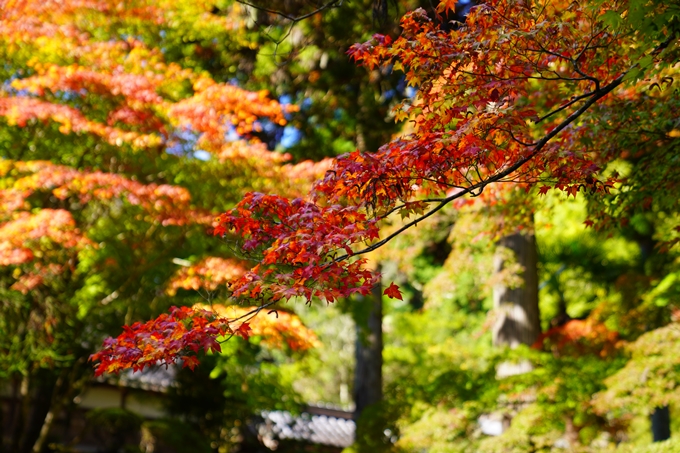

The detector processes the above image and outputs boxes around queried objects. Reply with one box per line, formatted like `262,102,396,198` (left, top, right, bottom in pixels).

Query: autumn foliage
0,0,326,378
213,0,675,306
4,0,677,378
91,304,318,376
533,318,620,358
89,0,679,373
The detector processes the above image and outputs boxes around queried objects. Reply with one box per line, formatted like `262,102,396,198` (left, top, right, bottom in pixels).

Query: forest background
1,0,680,452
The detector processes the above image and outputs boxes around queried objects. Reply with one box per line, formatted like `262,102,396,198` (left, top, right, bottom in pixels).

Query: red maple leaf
383,282,403,300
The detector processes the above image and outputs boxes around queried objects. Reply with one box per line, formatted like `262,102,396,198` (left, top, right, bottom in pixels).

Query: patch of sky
55,90,84,101
279,94,295,120
168,87,304,154
280,126,301,148
2,82,21,94
193,150,211,161
457,0,474,15
166,127,211,161
259,118,279,136
275,94,304,148
2,78,84,102
225,124,240,142
256,118,284,149
2,71,34,95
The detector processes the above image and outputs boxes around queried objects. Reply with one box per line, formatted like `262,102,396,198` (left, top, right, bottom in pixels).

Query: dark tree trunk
0,383,3,453
19,372,57,453
10,373,30,453
353,273,383,420
651,406,671,442
492,232,541,348
31,368,69,453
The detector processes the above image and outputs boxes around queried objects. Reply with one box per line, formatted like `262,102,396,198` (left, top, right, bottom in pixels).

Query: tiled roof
96,365,176,393
259,408,355,449
96,367,356,448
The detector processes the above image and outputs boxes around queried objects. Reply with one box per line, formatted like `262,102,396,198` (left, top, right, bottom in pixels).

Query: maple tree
211,0,677,302
96,0,679,374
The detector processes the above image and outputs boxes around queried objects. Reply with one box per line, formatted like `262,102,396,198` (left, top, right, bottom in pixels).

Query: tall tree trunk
10,373,31,452
0,382,3,453
19,371,56,453
353,270,383,420
31,369,67,453
651,406,671,442
490,231,541,436
492,232,541,348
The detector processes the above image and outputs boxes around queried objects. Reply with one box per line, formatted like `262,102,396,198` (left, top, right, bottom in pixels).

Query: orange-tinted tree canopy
0,0,325,376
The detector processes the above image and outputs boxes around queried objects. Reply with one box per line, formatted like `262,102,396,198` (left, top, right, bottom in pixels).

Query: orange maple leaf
181,355,200,371
235,322,253,340
436,0,458,14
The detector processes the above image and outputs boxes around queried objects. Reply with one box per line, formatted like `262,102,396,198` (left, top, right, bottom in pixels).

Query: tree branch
236,0,343,22
331,72,626,262
535,90,595,124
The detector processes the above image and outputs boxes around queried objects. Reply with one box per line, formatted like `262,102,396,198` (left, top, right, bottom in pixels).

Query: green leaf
601,10,622,29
